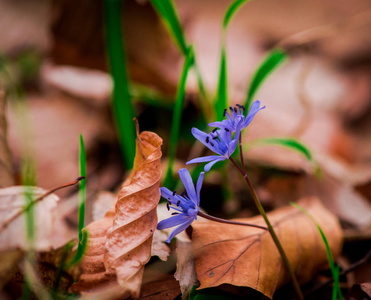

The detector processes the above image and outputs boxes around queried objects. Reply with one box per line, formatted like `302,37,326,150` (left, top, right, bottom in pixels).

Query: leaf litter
192,197,343,299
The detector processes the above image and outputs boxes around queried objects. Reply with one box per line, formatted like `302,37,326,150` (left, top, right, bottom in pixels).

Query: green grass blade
68,230,88,266
245,49,287,109
291,203,343,300
215,44,228,121
223,0,253,29
245,137,314,163
164,48,194,188
150,0,188,55
104,0,136,169
150,0,210,121
67,134,88,266
78,135,86,237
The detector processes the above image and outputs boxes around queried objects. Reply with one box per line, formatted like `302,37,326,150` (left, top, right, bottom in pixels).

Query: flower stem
230,149,304,300
197,211,268,231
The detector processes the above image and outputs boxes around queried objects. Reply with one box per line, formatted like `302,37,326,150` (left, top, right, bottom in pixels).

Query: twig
197,211,268,231
0,177,85,231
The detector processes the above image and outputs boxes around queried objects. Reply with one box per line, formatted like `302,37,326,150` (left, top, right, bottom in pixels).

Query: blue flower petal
157,213,191,230
196,172,204,206
160,187,184,205
186,155,223,165
208,121,234,131
178,168,197,204
241,101,265,128
191,128,223,155
166,219,194,243
204,157,226,172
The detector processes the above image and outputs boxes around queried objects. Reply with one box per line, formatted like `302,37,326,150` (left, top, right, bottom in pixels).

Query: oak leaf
191,197,343,299
72,131,162,298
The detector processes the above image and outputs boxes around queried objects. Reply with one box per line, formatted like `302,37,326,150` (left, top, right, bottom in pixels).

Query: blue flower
186,126,240,172
157,168,204,243
209,101,265,132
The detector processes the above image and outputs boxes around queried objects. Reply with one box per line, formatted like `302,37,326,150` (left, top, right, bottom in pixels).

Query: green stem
197,211,267,231
229,155,304,300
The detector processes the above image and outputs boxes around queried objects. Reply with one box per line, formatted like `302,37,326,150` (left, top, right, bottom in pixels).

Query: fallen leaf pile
192,197,343,299
72,130,163,298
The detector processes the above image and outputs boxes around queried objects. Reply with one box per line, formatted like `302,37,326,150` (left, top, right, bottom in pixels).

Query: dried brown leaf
175,240,197,300
72,131,162,298
192,197,343,299
139,275,181,300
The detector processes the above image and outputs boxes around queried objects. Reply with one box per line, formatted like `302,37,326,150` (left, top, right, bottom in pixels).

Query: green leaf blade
223,0,253,29
291,203,343,300
215,45,228,121
245,137,314,163
245,49,287,109
150,0,188,55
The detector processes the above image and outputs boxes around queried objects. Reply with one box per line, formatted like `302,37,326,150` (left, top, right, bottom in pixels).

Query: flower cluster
157,169,203,243
187,101,265,172
157,101,265,242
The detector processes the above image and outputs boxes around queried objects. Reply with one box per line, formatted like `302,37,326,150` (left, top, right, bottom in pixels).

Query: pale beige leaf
0,186,71,251
175,240,197,300
192,197,343,299
72,131,163,298
151,230,170,261
92,191,116,222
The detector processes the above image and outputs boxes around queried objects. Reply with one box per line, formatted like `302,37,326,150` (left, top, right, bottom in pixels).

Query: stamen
212,128,218,133
181,192,186,197
236,104,242,108
210,142,215,147
225,128,230,132
171,212,179,215
234,107,237,113
229,106,233,111
223,108,227,116
213,136,218,140
177,200,181,206
172,191,176,196
206,136,209,143
166,202,170,211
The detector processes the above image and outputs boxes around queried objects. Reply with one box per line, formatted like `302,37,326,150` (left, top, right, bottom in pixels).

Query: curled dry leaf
192,197,343,299
72,131,163,298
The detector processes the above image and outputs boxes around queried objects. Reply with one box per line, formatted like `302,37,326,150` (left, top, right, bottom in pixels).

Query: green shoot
68,134,88,265
149,0,210,120
150,0,188,55
215,0,254,120
291,202,343,300
223,0,253,29
245,49,287,109
215,42,228,121
164,48,194,188
104,0,136,169
245,137,313,161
